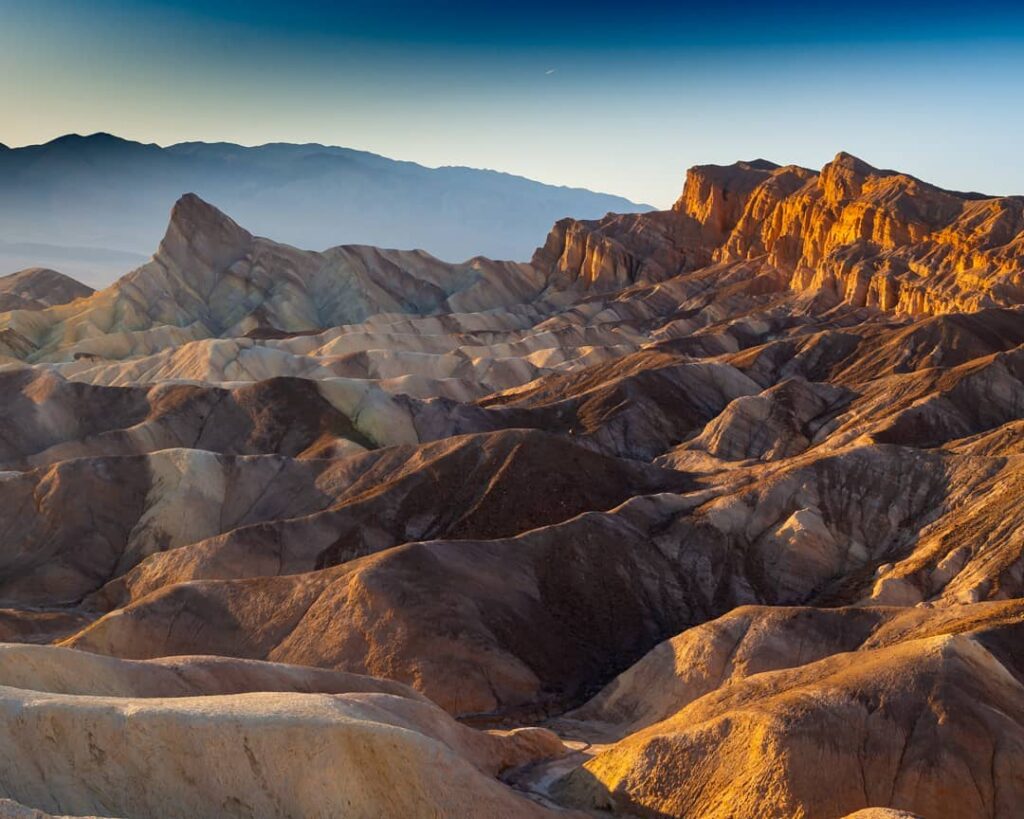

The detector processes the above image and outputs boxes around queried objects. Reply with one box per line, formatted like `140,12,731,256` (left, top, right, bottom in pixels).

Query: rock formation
535,152,1024,314
0,644,566,818
2,153,1024,816
555,604,1024,819
0,268,93,312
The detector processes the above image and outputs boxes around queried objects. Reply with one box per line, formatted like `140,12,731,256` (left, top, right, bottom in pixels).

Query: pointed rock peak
169,193,247,233
820,152,879,203
829,151,878,175
158,193,253,270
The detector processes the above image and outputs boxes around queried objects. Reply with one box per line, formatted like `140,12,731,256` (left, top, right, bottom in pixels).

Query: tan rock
0,644,566,818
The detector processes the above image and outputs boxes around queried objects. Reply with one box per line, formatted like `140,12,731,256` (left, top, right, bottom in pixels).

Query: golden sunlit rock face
1,155,1024,817
537,152,1024,315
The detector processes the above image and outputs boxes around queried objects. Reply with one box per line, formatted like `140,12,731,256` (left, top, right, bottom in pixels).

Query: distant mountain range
0,133,650,287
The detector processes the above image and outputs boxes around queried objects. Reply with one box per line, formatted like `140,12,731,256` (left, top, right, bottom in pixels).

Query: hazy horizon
4,0,1024,208
0,134,649,286
0,130,657,205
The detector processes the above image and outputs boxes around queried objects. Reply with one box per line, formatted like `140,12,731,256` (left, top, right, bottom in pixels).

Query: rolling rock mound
0,645,566,818
554,603,1024,819
2,154,1024,816
0,268,93,312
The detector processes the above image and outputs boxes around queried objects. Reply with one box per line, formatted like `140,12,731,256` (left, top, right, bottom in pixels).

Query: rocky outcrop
0,644,565,818
674,158,785,245
532,210,704,290
0,268,93,312
555,603,1024,818
719,153,1024,314
534,152,1024,316
0,194,545,362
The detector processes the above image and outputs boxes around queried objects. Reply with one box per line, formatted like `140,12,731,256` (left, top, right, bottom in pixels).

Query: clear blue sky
2,0,1024,206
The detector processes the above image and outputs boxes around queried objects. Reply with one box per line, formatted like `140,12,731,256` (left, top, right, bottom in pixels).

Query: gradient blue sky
2,0,1024,206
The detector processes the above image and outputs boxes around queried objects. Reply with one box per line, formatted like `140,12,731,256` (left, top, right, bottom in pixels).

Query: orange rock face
536,151,1024,315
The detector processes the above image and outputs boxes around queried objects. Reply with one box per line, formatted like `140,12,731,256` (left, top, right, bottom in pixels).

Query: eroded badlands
1,153,1024,817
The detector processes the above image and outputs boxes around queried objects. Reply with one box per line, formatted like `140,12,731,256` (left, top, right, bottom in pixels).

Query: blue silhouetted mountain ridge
0,133,651,286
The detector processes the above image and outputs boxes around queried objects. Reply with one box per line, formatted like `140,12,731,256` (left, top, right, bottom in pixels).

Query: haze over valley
0,133,646,287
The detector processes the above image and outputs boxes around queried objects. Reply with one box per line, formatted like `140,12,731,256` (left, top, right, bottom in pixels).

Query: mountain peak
158,193,253,270
820,152,880,203
829,151,877,173
169,192,241,225
46,132,135,147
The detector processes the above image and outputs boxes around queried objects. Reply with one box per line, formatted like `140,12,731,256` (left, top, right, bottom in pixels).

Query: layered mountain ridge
0,132,649,286
1,152,1024,818
537,152,1024,313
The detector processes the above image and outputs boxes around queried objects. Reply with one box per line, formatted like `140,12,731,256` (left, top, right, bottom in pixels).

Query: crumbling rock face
535,151,1024,316
532,210,705,291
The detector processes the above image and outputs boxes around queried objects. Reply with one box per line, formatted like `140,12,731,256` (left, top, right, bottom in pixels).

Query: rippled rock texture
2,154,1024,817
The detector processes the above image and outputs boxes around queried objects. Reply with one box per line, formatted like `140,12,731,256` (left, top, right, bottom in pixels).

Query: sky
2,0,1024,207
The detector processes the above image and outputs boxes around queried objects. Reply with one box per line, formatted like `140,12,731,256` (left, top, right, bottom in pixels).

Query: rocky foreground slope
1,153,1024,817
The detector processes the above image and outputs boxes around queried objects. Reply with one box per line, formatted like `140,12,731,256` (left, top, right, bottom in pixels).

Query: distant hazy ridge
0,133,650,287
